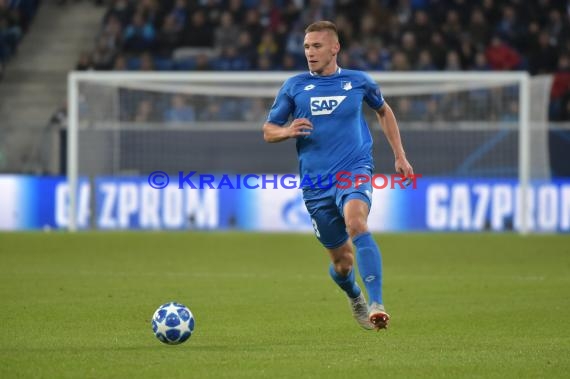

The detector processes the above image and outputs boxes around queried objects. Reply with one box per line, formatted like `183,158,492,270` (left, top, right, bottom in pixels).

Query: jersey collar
309,66,342,77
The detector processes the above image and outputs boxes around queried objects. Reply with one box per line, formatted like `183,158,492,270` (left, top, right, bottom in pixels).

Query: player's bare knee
333,261,352,277
346,217,368,238
331,251,354,276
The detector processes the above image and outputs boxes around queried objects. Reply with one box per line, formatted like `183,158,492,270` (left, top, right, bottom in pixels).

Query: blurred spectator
546,8,563,45
439,93,465,121
395,98,424,122
164,95,196,123
76,51,94,71
428,31,447,70
243,9,263,46
98,14,123,52
198,99,239,121
363,47,386,71
335,0,365,26
242,98,269,122
113,53,127,70
559,95,570,121
468,8,491,50
423,98,442,125
181,9,213,47
441,9,462,49
0,0,22,61
123,11,156,53
385,16,403,49
279,53,300,70
333,14,355,48
501,100,518,122
137,0,163,30
528,31,559,75
139,52,155,70
49,102,67,127
257,30,278,65
215,46,250,70
485,36,521,71
272,21,290,59
170,0,189,29
194,53,213,70
551,55,570,100
134,99,156,122
103,0,134,27
391,51,410,71
154,14,182,57
92,37,116,70
408,10,432,47
394,0,412,24
472,52,491,71
525,21,541,55
257,0,281,30
227,0,246,24
300,0,334,26
338,51,358,70
202,0,223,26
284,23,305,61
214,11,240,52
401,31,418,68
458,37,475,69
280,0,301,29
444,51,461,71
236,30,256,68
358,13,382,49
416,49,436,71
550,55,570,120
256,55,273,71
495,5,523,48
481,0,501,27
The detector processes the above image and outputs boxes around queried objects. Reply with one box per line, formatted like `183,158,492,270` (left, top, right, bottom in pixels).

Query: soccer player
262,21,413,330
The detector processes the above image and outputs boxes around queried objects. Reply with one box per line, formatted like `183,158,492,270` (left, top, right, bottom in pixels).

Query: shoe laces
351,297,368,313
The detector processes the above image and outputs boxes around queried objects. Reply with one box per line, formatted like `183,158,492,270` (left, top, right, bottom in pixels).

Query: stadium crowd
75,0,570,121
0,0,40,77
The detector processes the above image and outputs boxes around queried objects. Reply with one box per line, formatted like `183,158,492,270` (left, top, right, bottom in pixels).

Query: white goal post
67,71,538,233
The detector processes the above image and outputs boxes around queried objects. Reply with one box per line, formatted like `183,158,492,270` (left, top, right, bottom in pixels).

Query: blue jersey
267,68,384,187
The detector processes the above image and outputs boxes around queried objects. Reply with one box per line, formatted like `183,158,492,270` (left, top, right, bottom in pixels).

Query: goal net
66,72,554,233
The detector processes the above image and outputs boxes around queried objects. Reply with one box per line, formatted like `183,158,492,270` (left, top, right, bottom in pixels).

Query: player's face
304,30,340,75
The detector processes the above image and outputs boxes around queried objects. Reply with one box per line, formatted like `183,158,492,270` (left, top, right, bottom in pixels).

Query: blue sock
353,232,383,304
328,264,361,299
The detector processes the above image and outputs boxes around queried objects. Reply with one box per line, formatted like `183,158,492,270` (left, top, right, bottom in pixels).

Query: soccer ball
151,302,195,345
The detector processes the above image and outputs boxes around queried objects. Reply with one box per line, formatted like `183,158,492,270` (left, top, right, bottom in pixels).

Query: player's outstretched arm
375,103,414,176
263,118,313,143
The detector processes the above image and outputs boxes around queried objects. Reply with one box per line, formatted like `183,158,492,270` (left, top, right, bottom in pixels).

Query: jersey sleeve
266,80,294,126
362,72,385,110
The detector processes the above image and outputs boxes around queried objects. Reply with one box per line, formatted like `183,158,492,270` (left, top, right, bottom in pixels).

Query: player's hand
395,156,414,178
287,118,313,138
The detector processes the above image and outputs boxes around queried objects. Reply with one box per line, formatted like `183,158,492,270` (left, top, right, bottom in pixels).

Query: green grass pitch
1,232,569,378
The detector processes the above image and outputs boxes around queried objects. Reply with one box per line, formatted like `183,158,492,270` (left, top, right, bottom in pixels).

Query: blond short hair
304,21,339,40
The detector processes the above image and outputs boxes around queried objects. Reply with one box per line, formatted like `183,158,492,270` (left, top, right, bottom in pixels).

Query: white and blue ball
152,302,195,345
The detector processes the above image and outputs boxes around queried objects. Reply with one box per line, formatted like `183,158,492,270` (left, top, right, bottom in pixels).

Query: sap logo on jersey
310,96,346,115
